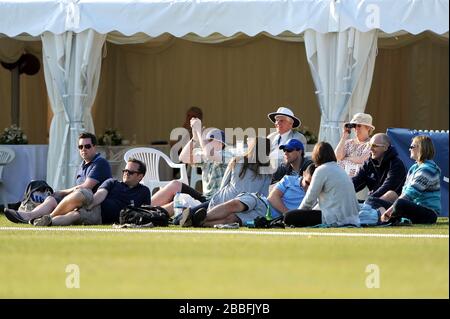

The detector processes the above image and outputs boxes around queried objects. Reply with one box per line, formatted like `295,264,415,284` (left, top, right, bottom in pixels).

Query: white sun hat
267,106,301,128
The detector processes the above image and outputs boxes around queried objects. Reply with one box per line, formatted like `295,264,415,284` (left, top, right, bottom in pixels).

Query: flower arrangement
294,126,318,144
98,128,123,146
0,124,28,144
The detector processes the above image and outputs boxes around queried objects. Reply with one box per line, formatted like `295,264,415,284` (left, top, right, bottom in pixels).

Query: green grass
0,215,448,298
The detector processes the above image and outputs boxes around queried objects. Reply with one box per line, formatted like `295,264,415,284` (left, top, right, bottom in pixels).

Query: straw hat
350,113,375,130
268,106,301,128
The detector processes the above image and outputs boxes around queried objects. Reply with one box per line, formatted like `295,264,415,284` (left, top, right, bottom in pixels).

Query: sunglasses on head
78,144,92,150
122,169,140,175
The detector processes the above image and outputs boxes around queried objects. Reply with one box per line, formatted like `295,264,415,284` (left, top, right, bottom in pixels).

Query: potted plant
0,124,28,144
98,128,123,146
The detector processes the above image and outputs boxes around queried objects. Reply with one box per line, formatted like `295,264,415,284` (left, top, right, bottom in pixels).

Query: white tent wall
92,34,321,146
1,34,449,151
0,38,49,144
2,31,447,146
304,28,378,147
90,32,448,145
366,33,449,132
0,0,448,189
42,30,105,189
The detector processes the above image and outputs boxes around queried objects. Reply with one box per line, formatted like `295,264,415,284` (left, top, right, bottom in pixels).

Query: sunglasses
122,169,140,175
303,179,311,186
369,143,385,149
78,144,92,150
282,148,299,153
409,145,417,150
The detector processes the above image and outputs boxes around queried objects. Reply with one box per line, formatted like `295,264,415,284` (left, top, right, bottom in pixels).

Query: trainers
192,208,207,227
32,215,52,226
213,222,240,229
3,208,28,224
179,208,193,227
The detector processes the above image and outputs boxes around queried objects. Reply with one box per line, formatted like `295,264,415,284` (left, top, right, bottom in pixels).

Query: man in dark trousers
32,158,150,226
352,133,406,209
4,132,112,223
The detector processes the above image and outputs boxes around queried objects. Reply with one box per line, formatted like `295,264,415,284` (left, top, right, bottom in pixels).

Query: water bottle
173,192,184,217
245,220,255,228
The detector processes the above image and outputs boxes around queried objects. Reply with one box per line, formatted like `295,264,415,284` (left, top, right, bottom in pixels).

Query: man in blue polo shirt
4,132,112,224
32,158,150,226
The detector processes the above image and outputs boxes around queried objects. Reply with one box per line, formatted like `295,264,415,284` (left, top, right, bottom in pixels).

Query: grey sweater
299,162,360,226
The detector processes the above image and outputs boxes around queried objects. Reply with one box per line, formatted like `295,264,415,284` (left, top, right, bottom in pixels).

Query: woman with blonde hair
381,135,441,224
335,113,375,177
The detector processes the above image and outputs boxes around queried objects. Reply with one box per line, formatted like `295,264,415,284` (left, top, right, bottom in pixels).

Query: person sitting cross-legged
31,159,150,226
284,142,360,227
188,163,316,228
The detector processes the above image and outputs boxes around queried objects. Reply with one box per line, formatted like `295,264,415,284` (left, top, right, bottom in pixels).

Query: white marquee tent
0,0,448,189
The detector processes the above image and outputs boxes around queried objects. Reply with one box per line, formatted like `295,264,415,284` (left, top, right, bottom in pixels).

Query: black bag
119,205,169,227
19,180,54,212
253,215,285,229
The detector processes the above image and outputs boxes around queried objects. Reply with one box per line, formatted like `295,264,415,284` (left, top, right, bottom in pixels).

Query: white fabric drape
305,28,378,148
42,29,105,190
1,0,447,37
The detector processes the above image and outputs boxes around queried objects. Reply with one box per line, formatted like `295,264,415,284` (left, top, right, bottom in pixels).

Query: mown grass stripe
0,226,448,238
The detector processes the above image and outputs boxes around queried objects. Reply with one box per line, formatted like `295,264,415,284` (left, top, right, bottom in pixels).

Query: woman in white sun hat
335,112,375,177
267,106,307,152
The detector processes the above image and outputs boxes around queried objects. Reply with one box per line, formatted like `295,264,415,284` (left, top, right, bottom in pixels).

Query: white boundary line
0,226,448,239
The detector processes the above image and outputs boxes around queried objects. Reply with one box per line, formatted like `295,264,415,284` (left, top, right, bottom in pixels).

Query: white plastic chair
0,146,16,209
124,147,188,195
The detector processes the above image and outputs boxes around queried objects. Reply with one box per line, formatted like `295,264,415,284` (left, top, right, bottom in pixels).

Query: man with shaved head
352,133,407,209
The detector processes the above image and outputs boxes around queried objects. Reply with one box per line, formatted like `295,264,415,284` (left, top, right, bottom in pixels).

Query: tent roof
0,0,448,38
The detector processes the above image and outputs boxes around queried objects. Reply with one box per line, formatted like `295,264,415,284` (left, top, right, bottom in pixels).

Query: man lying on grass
31,159,150,226
180,163,315,228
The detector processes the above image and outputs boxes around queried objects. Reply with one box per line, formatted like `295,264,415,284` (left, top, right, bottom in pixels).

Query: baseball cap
279,139,304,152
206,129,226,145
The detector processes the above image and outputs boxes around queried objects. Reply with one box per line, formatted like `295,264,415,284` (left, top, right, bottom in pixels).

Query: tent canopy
0,0,448,190
0,0,448,38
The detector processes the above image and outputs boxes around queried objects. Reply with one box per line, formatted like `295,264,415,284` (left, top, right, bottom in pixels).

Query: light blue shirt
270,175,306,217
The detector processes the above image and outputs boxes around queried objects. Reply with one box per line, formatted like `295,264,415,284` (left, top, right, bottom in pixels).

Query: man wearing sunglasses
352,133,406,210
271,139,313,184
31,159,150,226
4,132,112,224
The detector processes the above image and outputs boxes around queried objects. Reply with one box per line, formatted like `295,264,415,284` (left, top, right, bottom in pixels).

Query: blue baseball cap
206,129,226,145
279,139,304,152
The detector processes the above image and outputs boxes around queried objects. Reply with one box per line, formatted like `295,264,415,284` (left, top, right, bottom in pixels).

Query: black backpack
252,215,285,229
19,180,54,212
119,205,169,227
